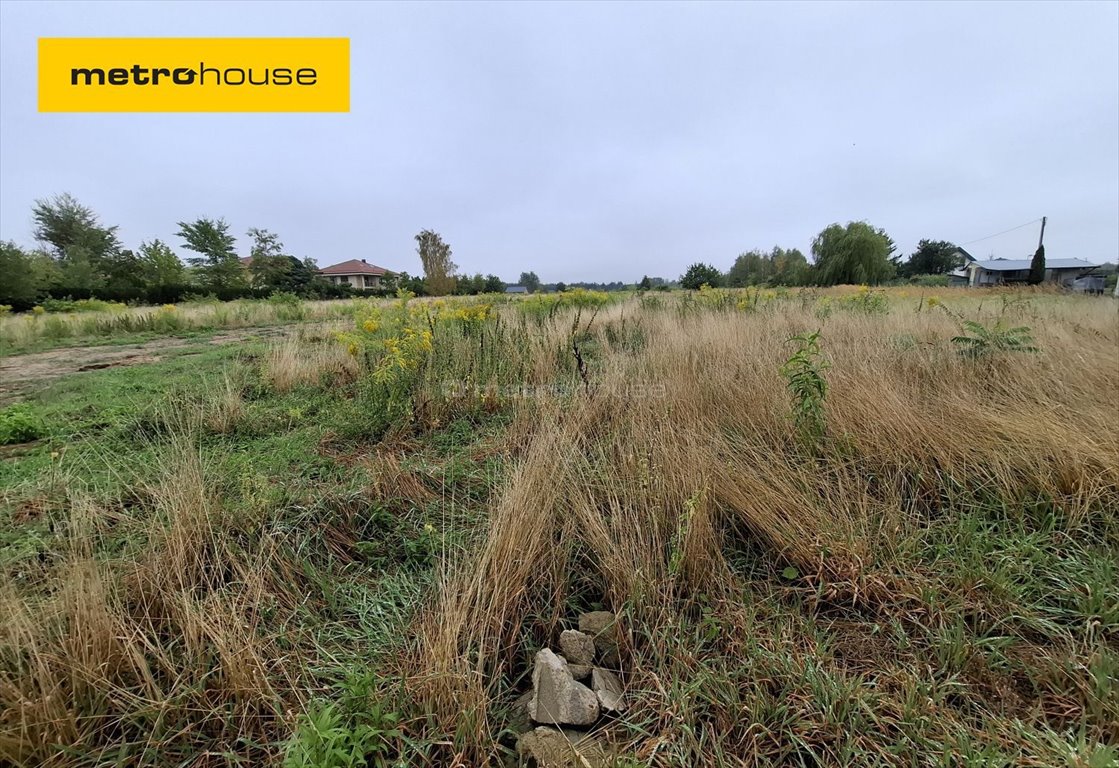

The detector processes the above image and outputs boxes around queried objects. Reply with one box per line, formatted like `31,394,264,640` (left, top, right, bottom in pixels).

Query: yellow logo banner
39,37,349,112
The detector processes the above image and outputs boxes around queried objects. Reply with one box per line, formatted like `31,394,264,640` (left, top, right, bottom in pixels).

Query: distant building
1072,275,1107,295
953,249,1102,290
319,259,394,290
947,248,975,286
504,285,528,294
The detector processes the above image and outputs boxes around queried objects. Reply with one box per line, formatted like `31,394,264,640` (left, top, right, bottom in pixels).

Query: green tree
680,262,723,289
483,274,504,293
519,271,541,293
176,218,245,293
456,273,487,295
901,239,962,277
771,247,808,285
0,241,58,309
138,239,185,287
101,249,148,296
246,228,314,294
555,281,568,293
393,270,427,296
810,221,896,285
1028,244,1045,285
727,248,806,287
726,250,774,287
31,193,122,293
416,230,457,296
637,275,652,291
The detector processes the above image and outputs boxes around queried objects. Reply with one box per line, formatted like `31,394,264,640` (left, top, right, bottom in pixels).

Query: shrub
40,297,126,313
284,671,402,768
0,404,45,445
780,331,829,448
283,702,400,768
952,319,1038,358
696,284,735,310
680,262,723,289
837,286,889,314
41,315,71,340
268,292,309,322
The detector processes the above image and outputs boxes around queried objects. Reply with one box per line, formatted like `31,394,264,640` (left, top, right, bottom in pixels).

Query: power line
959,218,1044,247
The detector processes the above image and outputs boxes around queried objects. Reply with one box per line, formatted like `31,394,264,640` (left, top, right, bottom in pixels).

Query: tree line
2,196,982,311
0,194,359,310
0,197,522,310
678,221,968,290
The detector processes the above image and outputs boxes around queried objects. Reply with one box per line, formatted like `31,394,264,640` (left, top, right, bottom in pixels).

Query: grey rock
591,668,626,713
509,690,535,734
567,663,592,681
528,648,600,726
516,726,608,767
554,654,587,678
559,629,596,666
578,611,620,667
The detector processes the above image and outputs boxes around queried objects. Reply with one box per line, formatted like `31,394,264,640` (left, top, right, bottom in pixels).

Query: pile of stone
516,611,625,767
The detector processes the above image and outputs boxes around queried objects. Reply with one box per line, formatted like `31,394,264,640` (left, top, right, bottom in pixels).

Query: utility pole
1038,216,1047,250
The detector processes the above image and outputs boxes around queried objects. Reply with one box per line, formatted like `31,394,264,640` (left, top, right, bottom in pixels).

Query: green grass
0,327,223,357
0,332,514,766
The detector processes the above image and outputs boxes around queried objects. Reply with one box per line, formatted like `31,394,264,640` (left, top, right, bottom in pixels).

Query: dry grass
0,297,364,352
0,413,305,767
408,288,1119,765
265,334,358,394
2,287,1116,766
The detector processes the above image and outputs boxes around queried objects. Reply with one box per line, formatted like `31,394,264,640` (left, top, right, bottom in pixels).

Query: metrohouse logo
68,63,320,87
39,38,349,112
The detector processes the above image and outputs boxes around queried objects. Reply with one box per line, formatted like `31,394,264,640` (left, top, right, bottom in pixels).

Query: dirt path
0,327,293,404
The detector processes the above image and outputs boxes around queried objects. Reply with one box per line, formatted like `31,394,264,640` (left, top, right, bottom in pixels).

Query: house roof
504,285,528,293
319,259,391,276
953,247,977,263
239,256,253,266
969,258,1100,271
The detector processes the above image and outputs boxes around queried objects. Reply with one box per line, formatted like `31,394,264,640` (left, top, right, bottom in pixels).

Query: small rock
567,663,592,681
516,726,608,767
559,629,596,666
578,611,620,667
591,668,626,713
509,690,535,734
528,648,600,726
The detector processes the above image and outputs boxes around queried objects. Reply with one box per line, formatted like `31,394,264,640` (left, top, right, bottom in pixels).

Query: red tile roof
319,259,391,276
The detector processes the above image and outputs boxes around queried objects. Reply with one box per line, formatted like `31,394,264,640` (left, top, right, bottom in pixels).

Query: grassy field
0,296,361,356
1,286,1116,767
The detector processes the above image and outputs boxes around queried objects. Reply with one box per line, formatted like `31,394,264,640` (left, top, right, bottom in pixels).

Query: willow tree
810,221,896,285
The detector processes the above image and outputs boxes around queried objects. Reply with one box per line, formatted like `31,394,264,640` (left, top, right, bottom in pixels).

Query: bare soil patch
0,327,292,404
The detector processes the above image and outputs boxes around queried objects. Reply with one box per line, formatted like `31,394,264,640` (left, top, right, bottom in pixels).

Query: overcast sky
1,1,1117,282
